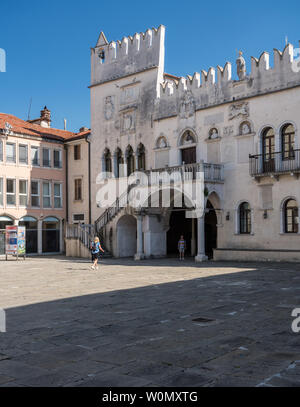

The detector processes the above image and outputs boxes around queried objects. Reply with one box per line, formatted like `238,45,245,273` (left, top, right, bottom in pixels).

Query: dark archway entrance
117,215,137,258
205,200,217,259
167,210,195,256
42,217,60,253
19,216,38,254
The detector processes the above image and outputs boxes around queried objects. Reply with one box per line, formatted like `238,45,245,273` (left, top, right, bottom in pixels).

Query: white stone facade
90,25,300,262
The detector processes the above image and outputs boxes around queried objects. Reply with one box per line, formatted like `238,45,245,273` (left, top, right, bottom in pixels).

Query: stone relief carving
229,101,249,120
157,135,167,149
223,126,234,136
181,130,195,145
209,128,219,139
240,121,251,135
179,91,195,119
121,110,136,134
104,96,115,120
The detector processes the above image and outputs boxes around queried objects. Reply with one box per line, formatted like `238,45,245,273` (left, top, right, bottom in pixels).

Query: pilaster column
191,217,196,256
38,219,43,254
59,219,64,253
195,215,208,262
134,214,145,260
112,153,118,178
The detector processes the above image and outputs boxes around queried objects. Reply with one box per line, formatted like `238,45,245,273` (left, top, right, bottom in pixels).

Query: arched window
103,148,112,173
239,202,251,234
126,145,135,176
284,199,298,233
137,143,145,170
281,124,295,160
115,148,123,178
262,127,275,172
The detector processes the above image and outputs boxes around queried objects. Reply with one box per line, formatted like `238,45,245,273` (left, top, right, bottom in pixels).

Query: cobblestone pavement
0,256,300,387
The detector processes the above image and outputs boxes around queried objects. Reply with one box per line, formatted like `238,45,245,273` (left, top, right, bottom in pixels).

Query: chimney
79,126,89,133
40,106,51,128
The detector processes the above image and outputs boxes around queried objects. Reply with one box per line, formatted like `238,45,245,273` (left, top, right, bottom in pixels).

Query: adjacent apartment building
0,107,90,255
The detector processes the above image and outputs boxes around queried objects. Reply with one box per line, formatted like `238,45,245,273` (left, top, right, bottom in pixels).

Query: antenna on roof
63,118,67,130
285,35,288,46
27,97,32,120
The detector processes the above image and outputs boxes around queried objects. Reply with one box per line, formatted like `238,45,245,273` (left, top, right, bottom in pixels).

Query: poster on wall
5,226,26,259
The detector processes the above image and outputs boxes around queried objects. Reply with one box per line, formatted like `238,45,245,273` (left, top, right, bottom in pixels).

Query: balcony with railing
143,162,224,184
249,150,300,178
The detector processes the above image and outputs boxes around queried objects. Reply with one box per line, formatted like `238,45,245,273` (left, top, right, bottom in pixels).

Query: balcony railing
142,162,224,184
249,150,300,177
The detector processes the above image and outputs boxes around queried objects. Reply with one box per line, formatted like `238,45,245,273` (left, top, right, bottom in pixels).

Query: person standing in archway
90,237,104,270
178,235,186,260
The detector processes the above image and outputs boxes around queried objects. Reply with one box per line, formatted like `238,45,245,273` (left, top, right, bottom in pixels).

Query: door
181,147,196,164
263,128,275,173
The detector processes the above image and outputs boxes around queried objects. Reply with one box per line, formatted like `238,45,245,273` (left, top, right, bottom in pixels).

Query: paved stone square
0,256,300,387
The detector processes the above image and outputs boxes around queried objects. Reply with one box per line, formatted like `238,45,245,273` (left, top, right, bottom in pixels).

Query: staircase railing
94,162,224,233
95,190,128,233
66,223,95,250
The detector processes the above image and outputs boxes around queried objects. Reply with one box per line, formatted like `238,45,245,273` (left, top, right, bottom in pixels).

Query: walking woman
90,237,105,270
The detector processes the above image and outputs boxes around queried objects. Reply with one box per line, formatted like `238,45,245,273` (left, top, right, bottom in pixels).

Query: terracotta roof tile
0,113,90,141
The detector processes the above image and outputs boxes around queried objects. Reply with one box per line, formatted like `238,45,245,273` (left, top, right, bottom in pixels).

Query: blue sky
1,0,300,132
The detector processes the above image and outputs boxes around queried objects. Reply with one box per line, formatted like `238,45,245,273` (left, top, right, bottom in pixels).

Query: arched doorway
179,130,197,164
42,217,60,253
167,210,195,256
116,215,137,258
0,215,14,255
205,200,217,259
19,216,38,254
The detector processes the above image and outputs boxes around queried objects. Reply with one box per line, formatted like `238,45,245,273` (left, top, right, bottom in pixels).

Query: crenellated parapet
156,42,300,120
91,25,165,86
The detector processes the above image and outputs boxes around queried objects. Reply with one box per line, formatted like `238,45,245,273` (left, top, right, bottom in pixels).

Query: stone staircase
65,223,112,258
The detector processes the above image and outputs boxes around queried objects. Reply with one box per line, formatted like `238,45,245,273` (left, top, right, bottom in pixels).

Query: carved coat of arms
229,102,249,120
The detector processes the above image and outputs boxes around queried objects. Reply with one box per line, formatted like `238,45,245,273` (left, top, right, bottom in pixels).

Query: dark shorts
92,252,100,261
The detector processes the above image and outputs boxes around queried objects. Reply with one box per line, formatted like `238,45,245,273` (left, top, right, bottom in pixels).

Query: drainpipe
86,134,91,225
64,144,69,224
